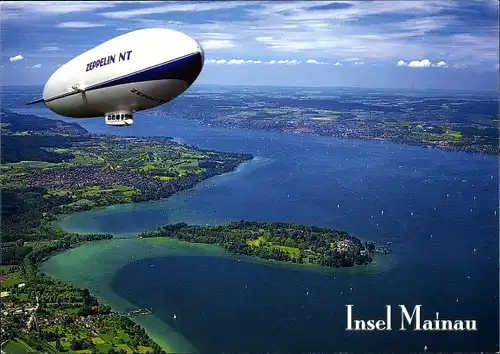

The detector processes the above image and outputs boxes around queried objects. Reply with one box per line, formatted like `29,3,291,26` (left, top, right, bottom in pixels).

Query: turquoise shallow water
13,105,498,352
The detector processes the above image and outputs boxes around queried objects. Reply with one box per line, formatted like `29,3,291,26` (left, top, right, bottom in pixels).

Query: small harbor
124,307,154,316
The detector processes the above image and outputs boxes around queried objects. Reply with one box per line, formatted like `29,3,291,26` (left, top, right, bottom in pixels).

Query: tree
70,339,82,350
99,304,112,314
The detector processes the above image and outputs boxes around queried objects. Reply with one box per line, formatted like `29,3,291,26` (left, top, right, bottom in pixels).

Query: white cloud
1,1,159,19
201,40,239,50
306,59,327,65
56,21,106,28
408,59,432,68
1,1,117,19
451,63,468,69
205,58,328,65
333,62,342,66
100,2,246,19
182,2,495,67
277,59,300,65
227,59,245,65
39,46,61,52
31,64,42,69
397,59,450,68
9,54,24,62
354,61,365,65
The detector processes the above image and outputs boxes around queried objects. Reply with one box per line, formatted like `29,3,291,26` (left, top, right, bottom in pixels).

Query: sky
1,0,499,90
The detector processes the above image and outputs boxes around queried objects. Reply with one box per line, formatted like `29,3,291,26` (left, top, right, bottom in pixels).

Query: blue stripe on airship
40,51,203,104
87,51,203,91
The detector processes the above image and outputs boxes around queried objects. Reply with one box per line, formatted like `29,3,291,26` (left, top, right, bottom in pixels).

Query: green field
2,339,37,353
247,236,300,256
0,266,24,289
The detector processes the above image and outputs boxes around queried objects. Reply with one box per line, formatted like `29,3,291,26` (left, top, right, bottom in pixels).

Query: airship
26,28,205,126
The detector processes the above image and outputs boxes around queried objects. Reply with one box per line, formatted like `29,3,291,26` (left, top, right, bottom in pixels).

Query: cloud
201,40,239,50
354,61,365,65
1,1,118,19
9,54,24,62
39,46,61,52
99,2,246,19
333,62,342,66
205,58,333,65
397,59,450,68
277,60,300,65
408,59,432,68
55,21,106,28
184,1,496,67
1,1,160,19
227,59,245,65
306,59,327,65
31,64,42,69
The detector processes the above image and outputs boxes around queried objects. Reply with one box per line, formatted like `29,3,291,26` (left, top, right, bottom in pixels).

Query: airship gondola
26,28,205,126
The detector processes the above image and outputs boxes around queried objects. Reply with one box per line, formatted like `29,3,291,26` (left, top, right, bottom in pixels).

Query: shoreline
9,108,499,160
39,156,260,353
145,112,500,158
53,155,259,232
139,236,393,275
41,235,393,353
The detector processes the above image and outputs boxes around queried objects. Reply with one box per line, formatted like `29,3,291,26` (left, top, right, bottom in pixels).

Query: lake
13,106,498,352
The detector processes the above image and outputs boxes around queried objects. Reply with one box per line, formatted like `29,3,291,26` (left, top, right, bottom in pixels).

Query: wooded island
139,221,377,268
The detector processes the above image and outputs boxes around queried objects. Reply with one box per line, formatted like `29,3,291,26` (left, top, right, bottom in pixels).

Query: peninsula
139,221,382,268
0,110,253,353
147,91,500,155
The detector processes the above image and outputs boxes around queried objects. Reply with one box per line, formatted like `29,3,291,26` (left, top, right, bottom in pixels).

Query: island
139,221,384,268
0,110,253,353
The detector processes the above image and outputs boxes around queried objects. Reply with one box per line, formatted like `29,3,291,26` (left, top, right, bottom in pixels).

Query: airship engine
27,28,205,127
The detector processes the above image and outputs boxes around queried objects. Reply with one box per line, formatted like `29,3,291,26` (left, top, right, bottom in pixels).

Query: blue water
9,94,500,352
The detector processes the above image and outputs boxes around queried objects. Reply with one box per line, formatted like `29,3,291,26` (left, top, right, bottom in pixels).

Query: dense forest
139,221,376,268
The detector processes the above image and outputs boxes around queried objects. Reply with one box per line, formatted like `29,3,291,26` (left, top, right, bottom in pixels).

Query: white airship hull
45,79,191,117
27,28,204,126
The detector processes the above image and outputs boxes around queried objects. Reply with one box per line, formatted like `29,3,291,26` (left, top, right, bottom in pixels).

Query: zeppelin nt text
86,50,133,72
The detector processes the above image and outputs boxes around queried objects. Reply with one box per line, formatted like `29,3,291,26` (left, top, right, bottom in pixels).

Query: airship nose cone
196,40,205,68
181,50,203,86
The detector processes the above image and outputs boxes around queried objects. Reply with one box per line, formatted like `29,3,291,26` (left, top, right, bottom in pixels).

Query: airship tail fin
25,98,45,105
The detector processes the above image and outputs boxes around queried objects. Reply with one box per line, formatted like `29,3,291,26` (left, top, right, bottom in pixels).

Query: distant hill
0,110,89,135
0,110,89,163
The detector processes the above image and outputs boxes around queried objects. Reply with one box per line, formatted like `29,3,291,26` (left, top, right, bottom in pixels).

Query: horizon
1,1,499,91
4,83,498,96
